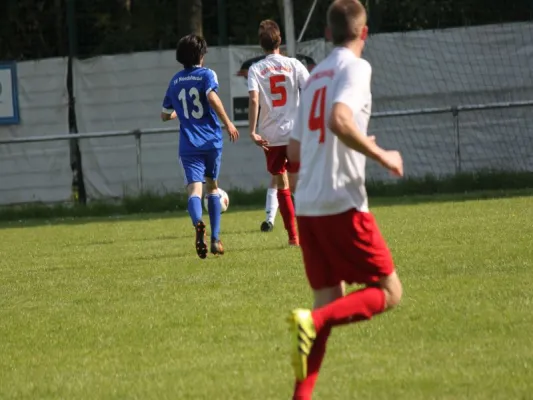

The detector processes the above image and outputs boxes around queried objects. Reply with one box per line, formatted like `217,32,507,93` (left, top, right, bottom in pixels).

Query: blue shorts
180,149,222,186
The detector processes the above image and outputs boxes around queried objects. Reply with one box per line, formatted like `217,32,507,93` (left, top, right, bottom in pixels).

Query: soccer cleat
289,237,300,247
195,221,208,259
210,239,225,255
260,221,274,232
287,309,317,382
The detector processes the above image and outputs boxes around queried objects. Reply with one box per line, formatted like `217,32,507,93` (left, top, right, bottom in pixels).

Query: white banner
0,62,20,125
228,40,327,126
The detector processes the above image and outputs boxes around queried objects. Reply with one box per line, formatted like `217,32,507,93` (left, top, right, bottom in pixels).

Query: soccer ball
203,188,229,213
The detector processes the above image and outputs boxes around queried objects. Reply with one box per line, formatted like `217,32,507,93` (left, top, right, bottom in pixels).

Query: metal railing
372,99,533,173
1,99,532,193
0,127,176,192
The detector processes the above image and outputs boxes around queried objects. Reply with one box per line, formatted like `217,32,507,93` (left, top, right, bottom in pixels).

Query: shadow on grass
228,244,290,254
0,170,532,230
135,252,192,261
370,188,533,208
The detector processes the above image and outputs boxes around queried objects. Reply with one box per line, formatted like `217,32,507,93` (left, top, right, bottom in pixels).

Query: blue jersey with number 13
162,67,223,155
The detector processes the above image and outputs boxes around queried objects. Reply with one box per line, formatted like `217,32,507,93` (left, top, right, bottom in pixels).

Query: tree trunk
177,0,203,38
277,0,285,28
55,0,64,56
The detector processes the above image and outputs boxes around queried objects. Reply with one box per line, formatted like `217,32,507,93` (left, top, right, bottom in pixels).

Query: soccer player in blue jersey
161,34,239,259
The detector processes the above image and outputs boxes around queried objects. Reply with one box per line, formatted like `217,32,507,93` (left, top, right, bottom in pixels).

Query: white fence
1,98,532,204
1,22,532,205
0,58,71,205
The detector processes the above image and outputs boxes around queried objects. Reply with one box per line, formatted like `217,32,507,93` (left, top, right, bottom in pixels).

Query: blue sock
207,194,222,241
187,195,203,226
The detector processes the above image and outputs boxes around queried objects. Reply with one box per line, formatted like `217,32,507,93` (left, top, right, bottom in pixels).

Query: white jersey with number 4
248,54,310,146
292,47,373,216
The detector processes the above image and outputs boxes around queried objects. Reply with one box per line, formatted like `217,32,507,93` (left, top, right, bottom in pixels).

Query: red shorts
264,145,300,175
297,209,395,290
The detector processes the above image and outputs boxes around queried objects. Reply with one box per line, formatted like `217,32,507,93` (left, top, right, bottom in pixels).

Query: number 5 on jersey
270,75,287,107
309,87,327,143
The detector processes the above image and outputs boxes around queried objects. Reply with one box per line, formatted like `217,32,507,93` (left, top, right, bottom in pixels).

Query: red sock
293,327,331,400
292,288,385,399
277,188,297,240
312,287,386,333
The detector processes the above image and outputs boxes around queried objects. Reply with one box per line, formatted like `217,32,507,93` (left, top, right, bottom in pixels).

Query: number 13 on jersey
308,87,327,143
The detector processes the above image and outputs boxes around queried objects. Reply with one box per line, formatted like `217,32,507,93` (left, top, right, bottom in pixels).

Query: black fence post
367,0,381,34
217,0,228,45
66,0,86,205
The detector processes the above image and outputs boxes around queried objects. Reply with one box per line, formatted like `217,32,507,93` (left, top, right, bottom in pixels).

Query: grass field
1,193,533,399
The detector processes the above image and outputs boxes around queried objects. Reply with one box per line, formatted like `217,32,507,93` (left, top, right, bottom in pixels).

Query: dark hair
258,20,282,51
176,34,208,68
327,0,367,45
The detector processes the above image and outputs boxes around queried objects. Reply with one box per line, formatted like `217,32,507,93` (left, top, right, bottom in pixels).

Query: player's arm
161,110,177,122
204,69,239,142
329,64,403,176
287,61,308,163
296,60,310,90
287,103,303,163
247,68,268,149
247,67,260,131
207,91,239,142
161,84,176,122
329,103,380,158
248,90,260,135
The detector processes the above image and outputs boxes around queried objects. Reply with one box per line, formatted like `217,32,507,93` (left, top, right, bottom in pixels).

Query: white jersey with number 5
292,47,372,216
248,54,310,146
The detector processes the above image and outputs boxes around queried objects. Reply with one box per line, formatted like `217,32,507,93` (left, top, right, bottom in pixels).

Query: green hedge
0,170,532,222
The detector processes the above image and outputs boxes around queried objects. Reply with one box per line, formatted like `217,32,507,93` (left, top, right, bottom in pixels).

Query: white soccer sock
265,188,278,224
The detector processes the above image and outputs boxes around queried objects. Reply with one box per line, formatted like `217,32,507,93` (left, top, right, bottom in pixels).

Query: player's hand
226,123,239,142
250,132,269,151
380,150,404,177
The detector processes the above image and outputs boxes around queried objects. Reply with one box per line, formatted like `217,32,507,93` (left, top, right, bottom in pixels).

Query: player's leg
205,148,224,255
289,211,403,399
312,271,401,331
286,158,299,193
180,155,208,259
291,277,402,400
275,172,298,245
261,175,279,232
266,146,298,245
286,156,300,214
310,211,402,332
288,215,336,390
291,284,345,400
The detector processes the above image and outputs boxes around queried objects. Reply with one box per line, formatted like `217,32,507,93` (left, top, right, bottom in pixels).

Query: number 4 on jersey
308,87,327,143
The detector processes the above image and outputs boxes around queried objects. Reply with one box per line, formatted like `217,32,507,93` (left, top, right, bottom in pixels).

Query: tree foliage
0,0,531,60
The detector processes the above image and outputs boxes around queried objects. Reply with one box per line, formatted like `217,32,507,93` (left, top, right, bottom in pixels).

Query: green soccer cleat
287,308,317,382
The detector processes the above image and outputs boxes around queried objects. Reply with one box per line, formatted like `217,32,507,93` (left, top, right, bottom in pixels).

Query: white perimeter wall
1,22,532,204
0,58,71,205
